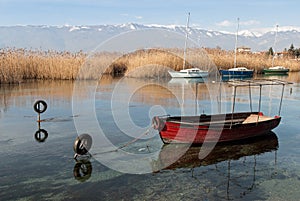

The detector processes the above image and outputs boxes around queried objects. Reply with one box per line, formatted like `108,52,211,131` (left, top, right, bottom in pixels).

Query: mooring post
38,114,41,129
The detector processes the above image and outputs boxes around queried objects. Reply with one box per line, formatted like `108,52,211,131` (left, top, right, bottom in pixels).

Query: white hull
168,69,209,78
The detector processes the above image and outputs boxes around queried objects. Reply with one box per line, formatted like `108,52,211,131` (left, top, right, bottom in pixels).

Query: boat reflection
155,132,278,170
154,132,278,200
262,74,289,78
168,78,206,84
221,75,253,82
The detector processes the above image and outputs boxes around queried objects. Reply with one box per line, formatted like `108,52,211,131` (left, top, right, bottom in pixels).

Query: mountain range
1,23,300,52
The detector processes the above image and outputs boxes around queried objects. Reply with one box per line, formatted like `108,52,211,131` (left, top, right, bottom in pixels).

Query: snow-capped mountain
0,23,299,52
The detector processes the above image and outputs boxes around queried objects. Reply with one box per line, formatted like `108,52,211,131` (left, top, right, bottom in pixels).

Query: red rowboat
152,79,290,144
153,112,280,144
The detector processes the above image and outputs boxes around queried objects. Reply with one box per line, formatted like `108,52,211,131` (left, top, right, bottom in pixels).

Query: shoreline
1,47,299,84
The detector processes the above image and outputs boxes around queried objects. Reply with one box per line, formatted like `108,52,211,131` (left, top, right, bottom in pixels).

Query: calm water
0,73,300,201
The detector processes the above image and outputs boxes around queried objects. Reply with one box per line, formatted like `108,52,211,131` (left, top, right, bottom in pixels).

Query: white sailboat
168,13,209,78
263,25,289,74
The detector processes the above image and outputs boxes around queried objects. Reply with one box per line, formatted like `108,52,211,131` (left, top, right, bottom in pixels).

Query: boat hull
263,69,289,74
155,112,281,144
219,70,253,77
168,71,209,78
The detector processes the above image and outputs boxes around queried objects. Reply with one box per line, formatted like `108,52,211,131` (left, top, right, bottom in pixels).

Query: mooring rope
117,126,153,150
91,126,154,156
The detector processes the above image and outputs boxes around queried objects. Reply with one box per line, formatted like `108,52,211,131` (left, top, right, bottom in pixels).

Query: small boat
168,68,209,78
263,66,289,74
219,18,253,78
153,111,280,144
152,79,290,144
219,67,254,77
168,13,208,78
263,26,289,75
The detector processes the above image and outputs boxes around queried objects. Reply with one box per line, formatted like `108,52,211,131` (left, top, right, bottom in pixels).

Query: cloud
240,20,260,26
216,20,233,27
217,19,260,27
135,16,143,20
120,14,142,20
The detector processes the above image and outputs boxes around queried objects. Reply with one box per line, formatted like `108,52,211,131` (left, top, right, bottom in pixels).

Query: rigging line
278,84,285,116
234,17,240,69
183,12,190,70
272,25,279,68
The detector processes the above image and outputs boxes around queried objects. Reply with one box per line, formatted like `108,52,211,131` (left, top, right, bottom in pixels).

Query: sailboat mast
183,12,190,70
234,18,240,68
272,25,279,67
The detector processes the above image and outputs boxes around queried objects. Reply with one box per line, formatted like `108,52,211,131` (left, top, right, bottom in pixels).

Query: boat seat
242,114,273,124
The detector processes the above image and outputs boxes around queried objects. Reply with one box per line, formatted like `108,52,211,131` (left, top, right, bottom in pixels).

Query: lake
0,73,300,200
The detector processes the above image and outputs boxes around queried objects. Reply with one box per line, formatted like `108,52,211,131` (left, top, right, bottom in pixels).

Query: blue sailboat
219,18,253,78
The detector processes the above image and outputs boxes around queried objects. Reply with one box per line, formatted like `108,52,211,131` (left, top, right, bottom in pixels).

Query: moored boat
263,26,289,75
152,79,290,144
219,18,253,78
263,66,289,74
153,112,280,144
219,67,254,77
168,68,209,78
168,12,209,79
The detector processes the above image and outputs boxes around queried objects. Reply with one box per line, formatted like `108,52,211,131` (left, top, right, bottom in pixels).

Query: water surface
0,74,300,200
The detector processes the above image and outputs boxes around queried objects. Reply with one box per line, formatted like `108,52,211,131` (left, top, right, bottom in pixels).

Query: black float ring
33,100,47,114
73,134,93,155
34,129,49,142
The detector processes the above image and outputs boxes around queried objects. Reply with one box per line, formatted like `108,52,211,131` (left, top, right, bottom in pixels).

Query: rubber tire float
33,100,47,114
73,134,92,155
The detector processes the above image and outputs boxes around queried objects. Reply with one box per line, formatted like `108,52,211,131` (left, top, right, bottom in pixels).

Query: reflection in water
0,73,299,200
168,78,206,84
153,133,278,200
257,71,300,83
0,73,299,117
72,132,280,199
73,161,93,182
34,128,48,143
221,75,253,82
155,132,278,170
0,80,75,116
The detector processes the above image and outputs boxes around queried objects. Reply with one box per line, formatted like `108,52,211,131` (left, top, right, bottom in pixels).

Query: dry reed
0,48,86,84
1,47,299,83
205,48,300,73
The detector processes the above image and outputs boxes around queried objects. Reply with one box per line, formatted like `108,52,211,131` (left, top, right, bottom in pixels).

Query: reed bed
112,49,193,78
0,48,86,84
1,47,299,83
205,48,300,73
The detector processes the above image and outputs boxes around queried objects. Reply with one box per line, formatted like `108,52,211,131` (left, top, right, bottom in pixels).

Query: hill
1,24,300,52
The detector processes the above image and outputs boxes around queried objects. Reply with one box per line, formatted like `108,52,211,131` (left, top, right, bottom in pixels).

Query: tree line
268,44,300,58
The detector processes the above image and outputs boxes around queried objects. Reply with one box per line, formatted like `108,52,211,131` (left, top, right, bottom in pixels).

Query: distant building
237,46,251,53
275,51,288,58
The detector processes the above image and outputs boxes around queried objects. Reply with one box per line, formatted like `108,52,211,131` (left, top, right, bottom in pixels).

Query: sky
0,0,299,32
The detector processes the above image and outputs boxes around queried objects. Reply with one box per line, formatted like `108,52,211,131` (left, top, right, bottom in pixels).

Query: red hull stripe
160,117,281,144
